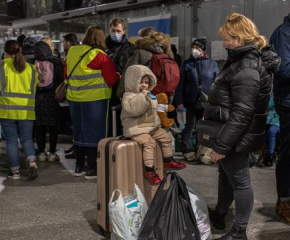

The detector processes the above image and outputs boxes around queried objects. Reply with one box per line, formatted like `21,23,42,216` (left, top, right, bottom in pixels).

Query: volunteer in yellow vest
0,40,38,180
64,26,120,179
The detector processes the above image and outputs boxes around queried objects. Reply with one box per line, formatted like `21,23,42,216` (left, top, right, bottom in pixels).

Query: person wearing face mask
106,18,134,77
106,17,134,136
174,38,219,161
199,13,280,239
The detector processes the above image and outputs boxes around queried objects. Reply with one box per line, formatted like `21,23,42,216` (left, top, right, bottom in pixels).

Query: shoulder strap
67,47,94,81
145,51,154,66
195,62,202,89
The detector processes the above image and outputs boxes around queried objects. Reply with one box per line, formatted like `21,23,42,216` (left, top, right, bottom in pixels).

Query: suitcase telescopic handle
111,105,122,137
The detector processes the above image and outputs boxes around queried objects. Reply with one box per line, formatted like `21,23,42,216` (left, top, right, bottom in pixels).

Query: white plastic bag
187,186,212,240
109,184,148,240
176,108,186,130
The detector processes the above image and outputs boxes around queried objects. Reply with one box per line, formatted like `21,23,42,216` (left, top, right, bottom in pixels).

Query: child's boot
163,157,186,170
144,166,161,185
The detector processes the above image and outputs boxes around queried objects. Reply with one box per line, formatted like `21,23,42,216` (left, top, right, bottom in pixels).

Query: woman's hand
211,150,225,163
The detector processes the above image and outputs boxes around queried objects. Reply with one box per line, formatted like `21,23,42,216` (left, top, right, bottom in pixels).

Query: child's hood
124,65,157,93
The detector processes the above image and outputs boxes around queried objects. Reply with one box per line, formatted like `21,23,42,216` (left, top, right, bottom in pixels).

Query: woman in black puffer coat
202,13,281,240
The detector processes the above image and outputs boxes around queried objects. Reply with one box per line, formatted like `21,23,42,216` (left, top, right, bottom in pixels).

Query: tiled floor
0,137,289,239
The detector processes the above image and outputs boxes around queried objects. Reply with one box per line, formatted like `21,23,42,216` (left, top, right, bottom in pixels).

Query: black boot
65,150,76,159
214,226,248,240
208,208,226,230
65,145,74,154
261,154,274,167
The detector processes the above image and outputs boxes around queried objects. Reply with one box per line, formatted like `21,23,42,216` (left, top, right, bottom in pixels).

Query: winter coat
106,34,134,75
270,14,290,107
117,36,173,98
106,35,134,106
203,45,281,154
121,65,160,137
175,55,219,106
34,41,64,126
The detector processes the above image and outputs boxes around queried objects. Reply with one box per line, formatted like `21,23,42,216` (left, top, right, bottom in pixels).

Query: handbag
196,144,213,165
194,64,208,111
55,82,67,103
55,47,94,103
195,89,208,110
196,119,224,149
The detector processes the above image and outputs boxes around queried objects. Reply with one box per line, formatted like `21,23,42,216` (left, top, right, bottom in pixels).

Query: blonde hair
219,13,267,51
40,36,54,53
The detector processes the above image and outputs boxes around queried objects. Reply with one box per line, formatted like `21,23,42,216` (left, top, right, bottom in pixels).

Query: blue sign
128,14,171,37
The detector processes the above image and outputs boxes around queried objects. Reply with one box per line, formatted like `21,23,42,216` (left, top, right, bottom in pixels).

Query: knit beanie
191,38,207,51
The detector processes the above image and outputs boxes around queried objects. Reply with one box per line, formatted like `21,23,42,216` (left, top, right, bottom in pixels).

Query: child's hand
142,90,150,97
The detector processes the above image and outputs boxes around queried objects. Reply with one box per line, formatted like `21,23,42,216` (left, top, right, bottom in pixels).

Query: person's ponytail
13,50,26,73
4,40,26,73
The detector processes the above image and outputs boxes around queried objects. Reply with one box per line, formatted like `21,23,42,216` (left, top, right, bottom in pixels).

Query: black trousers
35,125,58,153
74,145,98,171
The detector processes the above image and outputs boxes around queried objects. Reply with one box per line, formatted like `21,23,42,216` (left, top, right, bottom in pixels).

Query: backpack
150,53,180,96
35,60,54,88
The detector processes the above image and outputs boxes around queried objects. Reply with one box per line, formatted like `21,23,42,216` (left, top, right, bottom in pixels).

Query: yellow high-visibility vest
65,45,112,102
0,58,38,120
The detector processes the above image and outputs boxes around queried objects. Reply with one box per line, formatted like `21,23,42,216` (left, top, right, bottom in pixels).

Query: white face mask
192,48,201,58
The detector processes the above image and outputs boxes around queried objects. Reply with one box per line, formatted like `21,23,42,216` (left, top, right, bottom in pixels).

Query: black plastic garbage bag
138,172,201,240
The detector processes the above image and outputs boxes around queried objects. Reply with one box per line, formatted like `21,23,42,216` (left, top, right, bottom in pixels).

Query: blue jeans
265,124,280,155
181,106,203,153
216,149,253,231
275,104,290,200
0,119,35,171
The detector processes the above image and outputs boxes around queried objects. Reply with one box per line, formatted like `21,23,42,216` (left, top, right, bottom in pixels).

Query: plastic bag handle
109,189,123,205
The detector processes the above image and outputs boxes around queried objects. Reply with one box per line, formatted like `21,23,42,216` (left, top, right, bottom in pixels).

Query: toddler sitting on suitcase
121,65,186,185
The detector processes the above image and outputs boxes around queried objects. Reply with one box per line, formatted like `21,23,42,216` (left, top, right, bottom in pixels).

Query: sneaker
74,166,86,177
27,161,38,181
164,160,186,170
183,152,196,162
7,171,20,180
279,200,290,223
65,145,74,154
208,208,226,230
48,153,59,162
84,169,97,180
144,171,161,185
38,152,47,162
214,226,247,240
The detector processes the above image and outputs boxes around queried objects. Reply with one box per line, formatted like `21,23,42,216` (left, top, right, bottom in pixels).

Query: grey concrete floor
0,138,289,240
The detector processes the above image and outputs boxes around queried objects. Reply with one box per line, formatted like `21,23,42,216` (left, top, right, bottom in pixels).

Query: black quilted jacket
203,45,281,154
